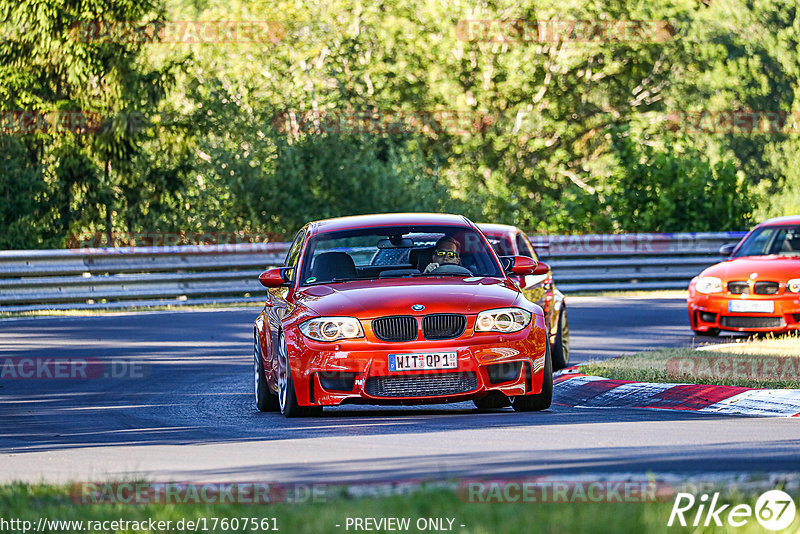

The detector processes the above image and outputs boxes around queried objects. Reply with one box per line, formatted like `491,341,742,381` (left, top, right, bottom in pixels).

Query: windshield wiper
308,277,364,285
411,272,470,277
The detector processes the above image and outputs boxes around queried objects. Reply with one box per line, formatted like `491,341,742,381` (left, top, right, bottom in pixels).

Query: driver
424,236,461,273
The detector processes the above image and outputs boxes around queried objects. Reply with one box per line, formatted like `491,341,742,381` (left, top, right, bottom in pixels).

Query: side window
284,230,305,280
516,233,539,261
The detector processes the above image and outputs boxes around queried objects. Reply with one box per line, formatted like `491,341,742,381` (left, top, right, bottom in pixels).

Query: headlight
299,317,364,342
695,276,723,294
788,279,800,293
475,307,532,333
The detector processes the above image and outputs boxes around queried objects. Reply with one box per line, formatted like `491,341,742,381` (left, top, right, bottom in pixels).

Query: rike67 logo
668,490,797,531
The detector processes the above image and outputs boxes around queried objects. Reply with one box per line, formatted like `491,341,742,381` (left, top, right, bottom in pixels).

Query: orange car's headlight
787,279,800,293
696,276,723,294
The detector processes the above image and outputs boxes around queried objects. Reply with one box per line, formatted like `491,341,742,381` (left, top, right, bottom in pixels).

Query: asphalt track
1,297,798,483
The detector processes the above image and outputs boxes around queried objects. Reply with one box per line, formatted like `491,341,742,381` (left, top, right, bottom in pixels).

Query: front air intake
365,372,478,397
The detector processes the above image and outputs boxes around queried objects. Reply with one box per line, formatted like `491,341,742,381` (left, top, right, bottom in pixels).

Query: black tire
694,328,720,337
277,332,322,418
473,392,510,411
254,332,279,412
512,342,552,412
551,306,570,370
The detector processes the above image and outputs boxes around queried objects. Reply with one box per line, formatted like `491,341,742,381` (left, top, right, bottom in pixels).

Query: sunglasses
434,249,460,259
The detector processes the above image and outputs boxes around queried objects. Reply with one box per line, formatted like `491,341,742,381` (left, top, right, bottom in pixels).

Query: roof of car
757,215,800,227
475,223,519,236
309,213,472,234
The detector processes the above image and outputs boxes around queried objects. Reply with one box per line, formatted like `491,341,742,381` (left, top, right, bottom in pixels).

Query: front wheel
254,332,278,412
551,306,569,370
512,342,552,412
276,332,322,418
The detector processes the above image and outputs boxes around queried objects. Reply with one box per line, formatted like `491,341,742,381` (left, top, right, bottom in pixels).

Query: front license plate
728,300,775,313
389,352,458,371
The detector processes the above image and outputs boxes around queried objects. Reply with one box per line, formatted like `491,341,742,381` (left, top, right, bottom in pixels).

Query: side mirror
719,243,736,256
532,261,550,276
505,255,538,276
259,268,289,288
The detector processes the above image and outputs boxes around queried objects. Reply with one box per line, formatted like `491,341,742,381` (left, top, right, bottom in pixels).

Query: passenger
424,236,462,273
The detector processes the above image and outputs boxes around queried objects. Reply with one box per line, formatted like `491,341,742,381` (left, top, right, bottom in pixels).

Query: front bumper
284,319,548,407
687,291,800,333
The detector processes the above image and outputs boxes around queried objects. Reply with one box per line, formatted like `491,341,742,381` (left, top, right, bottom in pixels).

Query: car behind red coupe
477,223,569,370
254,213,552,416
688,215,800,335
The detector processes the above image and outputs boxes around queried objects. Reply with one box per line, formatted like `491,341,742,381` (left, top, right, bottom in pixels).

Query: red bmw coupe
253,213,552,417
688,215,800,335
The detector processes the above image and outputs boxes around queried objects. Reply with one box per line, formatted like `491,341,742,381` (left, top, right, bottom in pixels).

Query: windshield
733,225,800,257
299,225,503,285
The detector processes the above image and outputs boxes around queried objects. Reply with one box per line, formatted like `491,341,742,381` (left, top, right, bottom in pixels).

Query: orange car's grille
727,281,780,294
721,316,785,328
372,316,417,342
728,281,749,294
365,372,478,397
754,281,779,294
422,314,466,340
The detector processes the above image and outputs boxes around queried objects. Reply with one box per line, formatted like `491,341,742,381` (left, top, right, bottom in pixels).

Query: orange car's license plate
728,300,774,313
389,352,457,371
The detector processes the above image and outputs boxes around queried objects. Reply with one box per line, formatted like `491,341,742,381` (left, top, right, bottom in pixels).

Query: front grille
728,281,749,294
365,372,478,397
372,316,417,342
720,316,785,329
422,314,466,340
754,281,780,295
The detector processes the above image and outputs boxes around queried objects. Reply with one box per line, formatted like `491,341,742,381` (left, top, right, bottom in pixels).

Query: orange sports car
688,215,800,335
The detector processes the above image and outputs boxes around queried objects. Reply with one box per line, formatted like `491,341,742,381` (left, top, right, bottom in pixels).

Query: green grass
0,482,797,534
582,335,800,388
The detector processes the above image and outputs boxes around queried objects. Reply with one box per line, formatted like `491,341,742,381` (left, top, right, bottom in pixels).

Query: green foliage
606,129,753,232
0,135,50,248
1,0,797,247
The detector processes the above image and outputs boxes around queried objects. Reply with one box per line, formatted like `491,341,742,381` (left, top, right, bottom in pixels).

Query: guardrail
531,232,747,292
0,232,747,312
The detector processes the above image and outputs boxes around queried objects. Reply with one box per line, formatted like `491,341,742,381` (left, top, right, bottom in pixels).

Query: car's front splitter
283,329,548,407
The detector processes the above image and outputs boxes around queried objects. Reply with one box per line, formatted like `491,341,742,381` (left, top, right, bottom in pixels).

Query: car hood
700,255,800,281
295,277,523,318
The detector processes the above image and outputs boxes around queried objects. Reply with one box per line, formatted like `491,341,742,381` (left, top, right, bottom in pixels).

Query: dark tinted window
284,230,305,281
486,236,515,256
300,225,502,285
516,233,538,261
734,225,800,257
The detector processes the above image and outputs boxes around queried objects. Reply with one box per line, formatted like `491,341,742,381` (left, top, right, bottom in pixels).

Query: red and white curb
553,369,800,417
